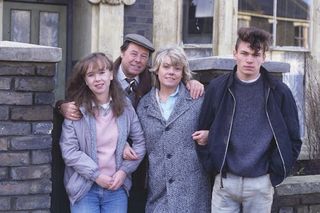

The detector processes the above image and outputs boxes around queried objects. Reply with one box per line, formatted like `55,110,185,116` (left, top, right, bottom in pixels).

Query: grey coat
137,84,211,213
60,103,146,204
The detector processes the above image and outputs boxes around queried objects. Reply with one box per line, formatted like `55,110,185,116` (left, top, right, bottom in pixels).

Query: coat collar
227,65,276,90
142,83,194,126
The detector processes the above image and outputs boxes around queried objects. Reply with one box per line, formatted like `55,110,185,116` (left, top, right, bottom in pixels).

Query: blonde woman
125,47,211,212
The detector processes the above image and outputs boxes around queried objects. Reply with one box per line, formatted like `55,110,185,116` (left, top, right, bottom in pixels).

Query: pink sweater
95,109,118,176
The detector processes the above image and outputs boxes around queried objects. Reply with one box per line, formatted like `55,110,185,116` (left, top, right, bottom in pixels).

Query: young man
56,34,204,212
195,27,302,212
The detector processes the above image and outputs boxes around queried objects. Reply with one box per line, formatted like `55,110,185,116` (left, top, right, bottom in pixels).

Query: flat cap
124,34,155,52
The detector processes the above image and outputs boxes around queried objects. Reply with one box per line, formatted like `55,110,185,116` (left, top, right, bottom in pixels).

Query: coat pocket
269,148,285,177
65,172,87,199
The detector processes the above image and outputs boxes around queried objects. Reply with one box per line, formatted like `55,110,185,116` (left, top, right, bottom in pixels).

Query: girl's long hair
67,52,126,117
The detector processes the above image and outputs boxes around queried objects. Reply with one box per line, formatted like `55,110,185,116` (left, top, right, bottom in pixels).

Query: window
10,10,31,43
238,0,311,48
182,0,214,44
294,24,308,48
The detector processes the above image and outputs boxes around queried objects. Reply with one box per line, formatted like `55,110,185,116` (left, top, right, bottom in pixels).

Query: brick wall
272,175,320,213
124,0,153,41
0,41,61,212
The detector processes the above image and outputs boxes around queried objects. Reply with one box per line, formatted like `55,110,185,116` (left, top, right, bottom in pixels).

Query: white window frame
237,0,312,52
273,0,311,51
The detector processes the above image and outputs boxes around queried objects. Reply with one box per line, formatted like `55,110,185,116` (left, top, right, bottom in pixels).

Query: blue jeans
211,173,274,213
70,184,128,213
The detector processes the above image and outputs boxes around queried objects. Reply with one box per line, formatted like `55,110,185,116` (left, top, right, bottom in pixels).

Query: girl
60,52,145,213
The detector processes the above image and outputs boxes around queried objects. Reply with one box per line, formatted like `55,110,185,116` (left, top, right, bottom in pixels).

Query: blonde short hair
150,46,193,89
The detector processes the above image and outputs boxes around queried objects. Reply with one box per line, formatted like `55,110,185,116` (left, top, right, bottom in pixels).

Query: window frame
238,0,312,51
182,0,214,45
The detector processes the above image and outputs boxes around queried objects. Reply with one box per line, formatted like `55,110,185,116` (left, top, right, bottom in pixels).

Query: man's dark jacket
196,65,302,186
113,56,151,213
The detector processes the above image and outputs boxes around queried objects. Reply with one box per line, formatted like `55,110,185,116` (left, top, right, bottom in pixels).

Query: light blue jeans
211,173,274,213
70,184,128,213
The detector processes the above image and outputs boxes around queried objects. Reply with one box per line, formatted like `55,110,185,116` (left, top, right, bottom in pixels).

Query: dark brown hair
235,27,272,54
120,40,132,52
120,40,153,55
67,52,126,117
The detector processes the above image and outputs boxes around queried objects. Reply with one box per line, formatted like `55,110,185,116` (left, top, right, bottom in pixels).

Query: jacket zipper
265,88,287,186
219,88,236,188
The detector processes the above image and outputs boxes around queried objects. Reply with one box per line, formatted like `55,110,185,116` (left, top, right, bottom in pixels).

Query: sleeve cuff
119,165,130,175
90,170,100,182
196,143,209,151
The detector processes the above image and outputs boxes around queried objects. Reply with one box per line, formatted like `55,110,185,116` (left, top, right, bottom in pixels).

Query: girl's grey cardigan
60,103,146,204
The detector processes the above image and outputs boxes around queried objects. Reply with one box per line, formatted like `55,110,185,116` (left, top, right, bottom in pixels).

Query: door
2,1,67,101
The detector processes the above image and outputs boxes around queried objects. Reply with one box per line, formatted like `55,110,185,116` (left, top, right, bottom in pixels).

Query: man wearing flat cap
113,34,155,108
55,34,204,212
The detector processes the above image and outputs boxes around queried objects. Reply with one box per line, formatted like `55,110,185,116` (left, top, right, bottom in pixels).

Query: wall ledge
276,175,320,196
189,56,290,73
0,41,62,62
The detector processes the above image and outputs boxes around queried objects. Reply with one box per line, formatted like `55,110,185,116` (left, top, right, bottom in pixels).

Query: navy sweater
227,76,273,177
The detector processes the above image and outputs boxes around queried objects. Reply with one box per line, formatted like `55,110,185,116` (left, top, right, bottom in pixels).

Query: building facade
0,0,320,212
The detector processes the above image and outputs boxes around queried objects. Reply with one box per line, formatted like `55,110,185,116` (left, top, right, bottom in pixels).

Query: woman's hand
123,143,139,160
109,170,127,190
59,101,82,120
192,130,209,146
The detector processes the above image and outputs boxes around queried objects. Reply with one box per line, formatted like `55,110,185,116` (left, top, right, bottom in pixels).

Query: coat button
166,154,172,159
168,178,174,184
165,126,171,131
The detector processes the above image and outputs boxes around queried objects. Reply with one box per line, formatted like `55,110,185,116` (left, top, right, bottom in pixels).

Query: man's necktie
125,78,137,95
125,78,137,104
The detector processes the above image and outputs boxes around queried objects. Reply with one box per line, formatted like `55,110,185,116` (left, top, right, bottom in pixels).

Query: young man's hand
186,80,204,99
59,101,82,120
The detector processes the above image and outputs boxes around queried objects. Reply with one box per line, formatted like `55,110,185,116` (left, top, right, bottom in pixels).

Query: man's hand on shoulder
186,79,204,99
58,101,82,120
